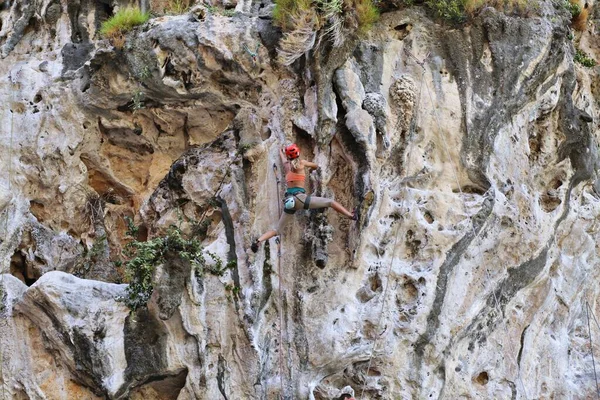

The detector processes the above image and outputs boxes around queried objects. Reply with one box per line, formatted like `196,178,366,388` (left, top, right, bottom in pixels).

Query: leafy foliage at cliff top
273,0,379,65
403,0,543,23
100,7,150,38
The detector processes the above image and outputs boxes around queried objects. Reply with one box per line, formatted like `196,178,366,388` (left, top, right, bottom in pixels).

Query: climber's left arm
303,161,318,170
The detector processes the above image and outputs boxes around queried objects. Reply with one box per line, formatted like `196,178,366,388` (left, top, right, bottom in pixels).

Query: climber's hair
290,157,301,170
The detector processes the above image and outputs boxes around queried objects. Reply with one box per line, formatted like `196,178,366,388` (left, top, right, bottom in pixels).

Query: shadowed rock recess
2,0,600,398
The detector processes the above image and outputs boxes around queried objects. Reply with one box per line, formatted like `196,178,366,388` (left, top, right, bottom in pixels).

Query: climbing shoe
251,240,259,253
351,208,358,221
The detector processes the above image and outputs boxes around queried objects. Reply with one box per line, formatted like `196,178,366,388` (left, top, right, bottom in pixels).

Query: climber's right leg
257,229,277,243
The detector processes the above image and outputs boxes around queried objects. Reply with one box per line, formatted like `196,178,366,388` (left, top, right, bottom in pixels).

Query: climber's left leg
296,194,355,219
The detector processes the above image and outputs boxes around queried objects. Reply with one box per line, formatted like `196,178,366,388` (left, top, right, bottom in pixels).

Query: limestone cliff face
1,0,600,399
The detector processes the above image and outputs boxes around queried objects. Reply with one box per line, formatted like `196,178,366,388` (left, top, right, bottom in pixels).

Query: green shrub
426,0,466,23
425,0,540,23
100,7,150,39
121,217,228,310
556,0,580,18
574,49,597,68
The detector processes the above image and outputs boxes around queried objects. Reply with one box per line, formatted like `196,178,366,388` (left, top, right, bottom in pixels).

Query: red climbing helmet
285,144,300,159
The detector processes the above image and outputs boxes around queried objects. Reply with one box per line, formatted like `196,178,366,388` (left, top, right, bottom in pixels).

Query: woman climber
251,144,356,253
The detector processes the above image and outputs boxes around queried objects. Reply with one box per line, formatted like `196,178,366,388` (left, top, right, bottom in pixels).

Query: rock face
1,0,600,399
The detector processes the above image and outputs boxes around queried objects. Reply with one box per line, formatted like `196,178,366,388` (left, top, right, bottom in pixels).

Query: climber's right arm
280,148,291,173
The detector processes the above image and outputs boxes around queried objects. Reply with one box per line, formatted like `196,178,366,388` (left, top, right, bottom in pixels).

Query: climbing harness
281,186,312,215
586,300,600,399
284,197,295,211
243,43,260,65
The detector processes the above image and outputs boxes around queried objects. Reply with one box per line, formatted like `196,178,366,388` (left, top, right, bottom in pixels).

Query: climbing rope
588,297,600,334
421,67,530,398
359,63,427,399
276,237,285,399
0,72,17,400
586,301,600,399
274,164,282,217
193,152,241,229
272,160,286,399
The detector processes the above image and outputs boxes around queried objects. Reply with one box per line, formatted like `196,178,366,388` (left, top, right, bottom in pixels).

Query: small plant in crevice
574,49,596,67
237,142,257,155
73,235,107,278
561,0,581,17
131,90,145,111
205,5,237,16
224,283,241,301
139,66,152,81
571,2,589,31
100,7,150,41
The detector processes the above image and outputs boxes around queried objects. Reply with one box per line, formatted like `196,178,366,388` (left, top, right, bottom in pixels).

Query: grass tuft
350,0,380,34
100,7,150,39
273,0,314,29
166,0,192,14
273,0,379,64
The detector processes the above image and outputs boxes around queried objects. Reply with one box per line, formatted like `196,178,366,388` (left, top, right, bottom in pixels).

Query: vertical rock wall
1,0,600,399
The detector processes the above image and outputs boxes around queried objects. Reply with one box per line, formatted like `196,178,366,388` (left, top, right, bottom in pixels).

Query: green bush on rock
121,217,228,310
574,49,597,68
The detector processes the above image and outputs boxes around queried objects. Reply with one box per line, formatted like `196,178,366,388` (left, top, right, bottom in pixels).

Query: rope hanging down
421,61,529,398
0,72,17,400
587,301,600,400
272,162,286,399
359,61,427,400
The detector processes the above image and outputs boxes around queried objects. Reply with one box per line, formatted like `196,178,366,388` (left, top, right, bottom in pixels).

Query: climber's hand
251,241,259,253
